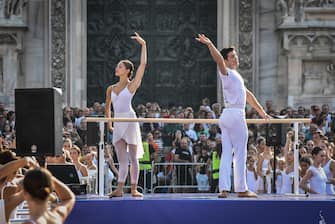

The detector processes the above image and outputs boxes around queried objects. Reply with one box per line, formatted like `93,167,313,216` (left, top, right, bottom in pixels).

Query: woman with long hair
69,145,88,178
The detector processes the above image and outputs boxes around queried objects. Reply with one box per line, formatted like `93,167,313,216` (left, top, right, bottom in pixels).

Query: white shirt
219,68,246,108
323,159,335,195
185,129,198,142
309,166,327,194
246,169,258,192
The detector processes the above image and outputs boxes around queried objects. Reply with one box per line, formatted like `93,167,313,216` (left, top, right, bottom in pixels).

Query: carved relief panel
302,60,335,95
238,0,254,89
281,29,335,108
51,0,66,90
0,0,27,22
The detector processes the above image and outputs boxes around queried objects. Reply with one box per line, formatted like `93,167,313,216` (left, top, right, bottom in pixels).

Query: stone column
50,0,66,103
0,0,27,109
238,0,256,92
257,0,283,108
50,0,87,107
67,0,87,108
217,0,239,105
0,34,21,108
23,0,50,89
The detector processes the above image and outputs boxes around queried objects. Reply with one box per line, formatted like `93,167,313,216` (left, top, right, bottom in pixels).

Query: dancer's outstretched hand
259,111,272,120
131,32,146,46
195,34,212,46
25,156,39,168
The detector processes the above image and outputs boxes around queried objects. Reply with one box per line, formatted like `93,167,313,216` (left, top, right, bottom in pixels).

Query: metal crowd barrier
151,162,209,193
107,162,210,194
85,117,311,196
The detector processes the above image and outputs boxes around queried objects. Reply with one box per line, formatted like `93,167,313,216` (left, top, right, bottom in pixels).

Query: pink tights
114,140,139,184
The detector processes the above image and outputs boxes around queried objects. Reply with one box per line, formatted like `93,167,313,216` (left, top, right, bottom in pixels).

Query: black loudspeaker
15,88,63,156
86,118,107,146
266,122,290,147
266,124,282,146
87,122,99,146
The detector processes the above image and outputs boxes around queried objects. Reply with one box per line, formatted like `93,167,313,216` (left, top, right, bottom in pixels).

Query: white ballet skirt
113,111,144,158
111,86,144,159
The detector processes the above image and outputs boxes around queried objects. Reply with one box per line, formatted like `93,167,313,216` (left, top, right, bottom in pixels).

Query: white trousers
218,108,248,192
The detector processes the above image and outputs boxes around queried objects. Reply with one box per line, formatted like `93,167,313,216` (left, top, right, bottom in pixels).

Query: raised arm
195,34,227,75
246,88,270,119
284,131,293,162
52,176,75,221
0,157,38,180
105,85,113,131
4,191,24,222
129,32,147,93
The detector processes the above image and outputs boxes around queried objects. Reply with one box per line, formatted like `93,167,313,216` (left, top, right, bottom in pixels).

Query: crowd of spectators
0,98,335,195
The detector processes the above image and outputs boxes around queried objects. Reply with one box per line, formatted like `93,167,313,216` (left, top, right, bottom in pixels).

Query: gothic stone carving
305,0,335,7
284,32,335,52
276,0,335,25
51,0,66,90
302,60,335,95
284,31,335,98
3,0,27,18
0,32,17,44
238,0,254,87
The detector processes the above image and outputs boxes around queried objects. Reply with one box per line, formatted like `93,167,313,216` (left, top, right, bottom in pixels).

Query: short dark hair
311,146,323,156
220,47,235,60
0,150,17,182
0,150,17,165
299,156,312,166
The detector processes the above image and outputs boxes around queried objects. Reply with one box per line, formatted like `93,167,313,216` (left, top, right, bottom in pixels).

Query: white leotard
111,86,143,158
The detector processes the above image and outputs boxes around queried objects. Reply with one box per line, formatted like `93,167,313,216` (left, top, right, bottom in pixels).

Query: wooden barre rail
88,116,309,196
85,117,311,124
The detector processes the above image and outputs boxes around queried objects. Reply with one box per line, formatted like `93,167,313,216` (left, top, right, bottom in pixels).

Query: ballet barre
85,117,310,124
85,117,311,197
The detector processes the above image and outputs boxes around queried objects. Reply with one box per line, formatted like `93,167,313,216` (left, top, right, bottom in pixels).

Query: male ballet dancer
196,34,270,198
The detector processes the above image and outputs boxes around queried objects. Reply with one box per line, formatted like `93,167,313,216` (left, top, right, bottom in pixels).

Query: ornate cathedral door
87,0,217,108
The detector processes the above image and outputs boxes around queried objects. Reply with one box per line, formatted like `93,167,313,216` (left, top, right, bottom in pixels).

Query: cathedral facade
0,0,334,110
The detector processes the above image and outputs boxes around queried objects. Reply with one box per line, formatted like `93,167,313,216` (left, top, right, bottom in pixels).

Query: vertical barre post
98,121,105,196
293,122,299,195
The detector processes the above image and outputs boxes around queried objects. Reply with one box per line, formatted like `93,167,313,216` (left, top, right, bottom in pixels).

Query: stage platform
65,193,335,224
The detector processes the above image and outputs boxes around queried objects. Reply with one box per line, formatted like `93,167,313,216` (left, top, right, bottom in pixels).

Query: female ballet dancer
105,32,147,197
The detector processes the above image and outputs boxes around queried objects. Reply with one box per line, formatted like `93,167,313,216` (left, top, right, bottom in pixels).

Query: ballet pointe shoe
237,190,257,198
131,184,143,197
108,182,124,198
218,191,229,198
